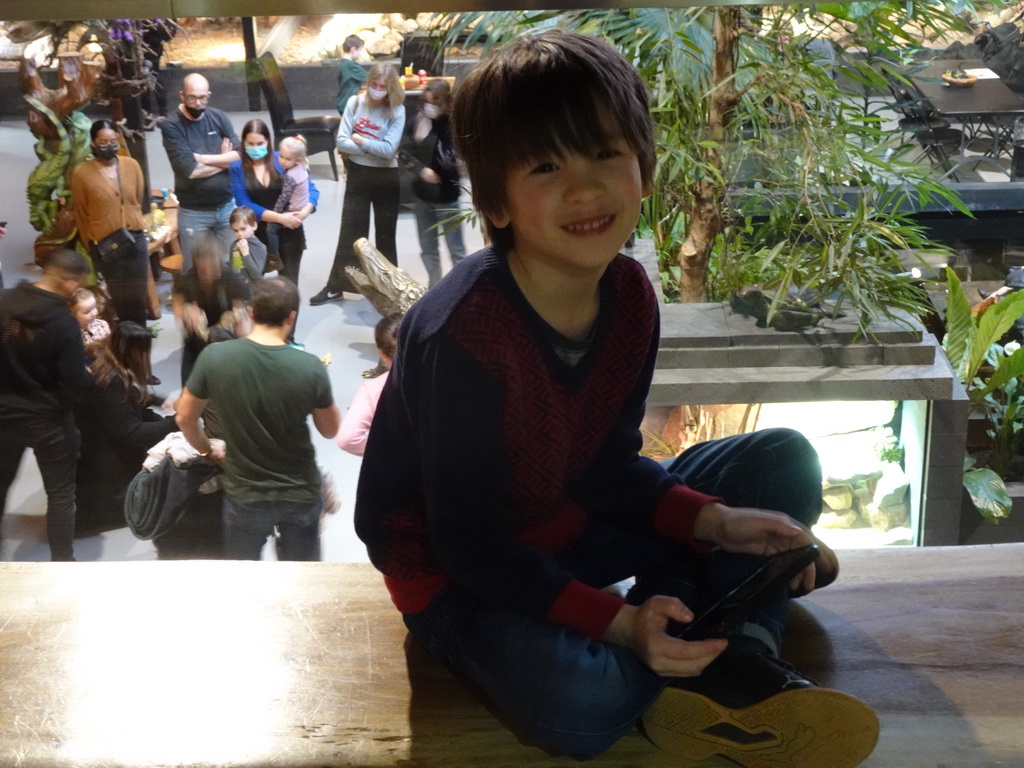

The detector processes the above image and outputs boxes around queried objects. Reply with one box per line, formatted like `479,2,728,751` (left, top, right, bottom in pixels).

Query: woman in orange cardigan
71,119,150,325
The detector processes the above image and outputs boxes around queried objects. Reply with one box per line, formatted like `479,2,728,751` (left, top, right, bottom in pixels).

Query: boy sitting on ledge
354,29,879,766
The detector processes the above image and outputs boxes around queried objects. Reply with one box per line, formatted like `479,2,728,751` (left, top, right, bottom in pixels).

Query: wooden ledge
1,546,1022,766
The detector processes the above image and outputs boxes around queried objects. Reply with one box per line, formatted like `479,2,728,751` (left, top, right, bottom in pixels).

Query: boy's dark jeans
403,428,822,759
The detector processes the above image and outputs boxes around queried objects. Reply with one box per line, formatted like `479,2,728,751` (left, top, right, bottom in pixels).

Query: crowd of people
0,29,882,766
0,40,457,563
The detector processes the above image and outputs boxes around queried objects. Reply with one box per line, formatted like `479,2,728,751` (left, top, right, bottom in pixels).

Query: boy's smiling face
491,135,647,276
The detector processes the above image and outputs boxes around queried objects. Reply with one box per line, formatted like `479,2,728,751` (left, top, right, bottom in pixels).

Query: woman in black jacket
401,79,466,288
74,321,176,534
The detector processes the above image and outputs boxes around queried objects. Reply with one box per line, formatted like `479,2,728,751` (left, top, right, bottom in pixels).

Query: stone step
657,335,936,369
650,359,957,405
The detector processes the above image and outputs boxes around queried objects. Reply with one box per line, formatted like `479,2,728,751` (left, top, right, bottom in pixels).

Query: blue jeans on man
177,200,236,273
402,428,823,759
221,494,322,561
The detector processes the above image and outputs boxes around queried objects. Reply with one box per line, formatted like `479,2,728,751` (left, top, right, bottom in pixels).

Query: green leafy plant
982,357,1024,479
435,4,975,332
943,267,1024,522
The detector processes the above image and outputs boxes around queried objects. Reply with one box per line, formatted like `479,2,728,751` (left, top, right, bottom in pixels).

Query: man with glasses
0,248,92,561
160,73,241,271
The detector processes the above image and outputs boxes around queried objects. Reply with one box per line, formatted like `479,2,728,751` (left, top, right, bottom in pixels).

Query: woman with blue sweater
311,63,405,305
229,118,319,286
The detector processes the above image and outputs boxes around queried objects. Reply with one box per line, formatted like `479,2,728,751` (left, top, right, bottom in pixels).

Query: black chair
884,71,951,134
250,52,341,181
900,98,963,178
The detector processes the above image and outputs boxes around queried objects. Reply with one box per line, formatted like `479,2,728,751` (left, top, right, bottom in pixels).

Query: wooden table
1,547,1023,767
142,195,180,317
911,60,1024,178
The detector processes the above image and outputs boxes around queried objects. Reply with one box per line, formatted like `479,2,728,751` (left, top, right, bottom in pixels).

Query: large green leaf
963,467,1013,525
969,290,1024,384
942,267,974,382
978,345,1024,399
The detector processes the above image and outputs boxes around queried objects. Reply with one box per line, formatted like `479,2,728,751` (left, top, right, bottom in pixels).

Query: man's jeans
402,428,823,759
178,200,235,273
221,494,322,561
0,410,79,561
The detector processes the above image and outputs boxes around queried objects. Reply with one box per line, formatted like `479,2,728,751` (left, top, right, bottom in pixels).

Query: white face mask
421,103,439,120
368,87,387,102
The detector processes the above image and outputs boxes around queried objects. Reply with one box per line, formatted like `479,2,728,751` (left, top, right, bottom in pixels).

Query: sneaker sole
642,686,879,768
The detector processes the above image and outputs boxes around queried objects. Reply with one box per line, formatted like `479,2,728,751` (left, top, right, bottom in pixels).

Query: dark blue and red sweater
354,247,719,641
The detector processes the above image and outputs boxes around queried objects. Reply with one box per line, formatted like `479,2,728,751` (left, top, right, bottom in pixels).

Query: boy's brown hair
450,29,654,251
229,205,257,228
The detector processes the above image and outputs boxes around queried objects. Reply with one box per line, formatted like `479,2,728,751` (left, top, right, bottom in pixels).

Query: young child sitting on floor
265,136,310,266
353,29,879,767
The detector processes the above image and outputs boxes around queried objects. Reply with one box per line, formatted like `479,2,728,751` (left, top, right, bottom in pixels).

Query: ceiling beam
1,0,780,23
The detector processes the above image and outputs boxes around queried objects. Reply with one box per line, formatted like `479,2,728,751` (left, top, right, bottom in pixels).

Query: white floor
0,111,486,562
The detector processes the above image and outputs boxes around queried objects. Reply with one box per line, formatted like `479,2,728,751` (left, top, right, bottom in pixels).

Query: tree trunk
677,6,743,302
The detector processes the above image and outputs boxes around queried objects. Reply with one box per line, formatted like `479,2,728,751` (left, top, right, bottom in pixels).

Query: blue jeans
403,428,822,759
414,199,466,287
221,494,322,561
177,200,235,273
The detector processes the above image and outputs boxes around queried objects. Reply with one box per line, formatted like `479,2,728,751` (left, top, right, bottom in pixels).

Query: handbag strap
114,158,126,228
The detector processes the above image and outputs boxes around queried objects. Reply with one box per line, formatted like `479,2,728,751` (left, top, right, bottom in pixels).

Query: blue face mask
245,145,268,160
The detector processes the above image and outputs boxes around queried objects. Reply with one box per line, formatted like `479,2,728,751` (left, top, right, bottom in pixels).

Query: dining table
910,59,1024,179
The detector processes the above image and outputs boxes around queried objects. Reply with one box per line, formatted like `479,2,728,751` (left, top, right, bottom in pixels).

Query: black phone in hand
675,544,820,640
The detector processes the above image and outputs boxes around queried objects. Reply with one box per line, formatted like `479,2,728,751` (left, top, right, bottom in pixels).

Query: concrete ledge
650,361,957,406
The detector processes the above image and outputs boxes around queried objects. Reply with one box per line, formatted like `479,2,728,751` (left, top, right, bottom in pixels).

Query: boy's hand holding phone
694,501,818,591
606,597,727,679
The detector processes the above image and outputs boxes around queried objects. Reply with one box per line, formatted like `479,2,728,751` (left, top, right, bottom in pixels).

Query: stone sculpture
345,237,427,317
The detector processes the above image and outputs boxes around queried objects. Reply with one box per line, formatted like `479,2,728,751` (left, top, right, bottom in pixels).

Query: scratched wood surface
0,546,1022,767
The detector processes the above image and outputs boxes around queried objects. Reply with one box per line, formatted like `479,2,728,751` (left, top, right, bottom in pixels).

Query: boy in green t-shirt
336,35,367,116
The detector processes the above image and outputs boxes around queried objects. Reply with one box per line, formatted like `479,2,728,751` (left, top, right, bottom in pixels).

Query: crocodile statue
345,237,427,316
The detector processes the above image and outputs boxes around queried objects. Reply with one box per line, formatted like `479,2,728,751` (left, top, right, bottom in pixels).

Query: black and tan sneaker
642,639,879,767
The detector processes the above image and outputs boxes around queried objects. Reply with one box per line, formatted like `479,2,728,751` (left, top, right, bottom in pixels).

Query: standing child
265,136,310,269
336,312,401,456
354,30,878,765
336,35,367,117
227,206,268,283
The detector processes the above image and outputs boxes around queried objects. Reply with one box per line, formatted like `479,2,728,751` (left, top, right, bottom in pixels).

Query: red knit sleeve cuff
547,580,626,641
652,484,722,554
